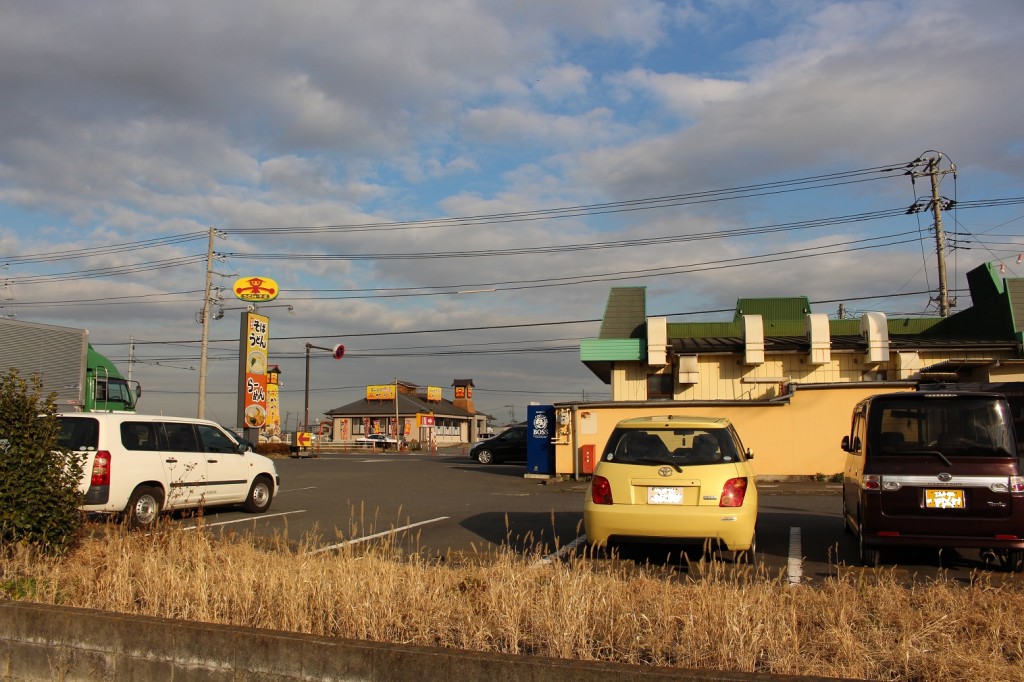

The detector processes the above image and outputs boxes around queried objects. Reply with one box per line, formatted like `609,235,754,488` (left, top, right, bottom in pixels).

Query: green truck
0,318,140,412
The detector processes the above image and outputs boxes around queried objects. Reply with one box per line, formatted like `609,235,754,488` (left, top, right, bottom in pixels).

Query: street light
304,342,345,435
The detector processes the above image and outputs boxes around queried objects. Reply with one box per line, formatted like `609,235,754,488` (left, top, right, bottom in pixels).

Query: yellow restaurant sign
366,384,396,401
239,312,269,428
233,276,280,303
426,386,442,402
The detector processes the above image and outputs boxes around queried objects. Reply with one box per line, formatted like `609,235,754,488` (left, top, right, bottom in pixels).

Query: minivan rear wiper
903,449,953,466
634,458,683,472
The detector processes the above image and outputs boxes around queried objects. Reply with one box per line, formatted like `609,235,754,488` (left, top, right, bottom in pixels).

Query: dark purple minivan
841,391,1024,571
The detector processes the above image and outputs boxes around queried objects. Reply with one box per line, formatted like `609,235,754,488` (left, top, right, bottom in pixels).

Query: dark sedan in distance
469,425,527,464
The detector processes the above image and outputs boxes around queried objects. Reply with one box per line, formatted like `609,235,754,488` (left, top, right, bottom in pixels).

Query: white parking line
788,526,803,586
181,510,306,530
304,516,450,556
280,486,317,492
537,534,587,564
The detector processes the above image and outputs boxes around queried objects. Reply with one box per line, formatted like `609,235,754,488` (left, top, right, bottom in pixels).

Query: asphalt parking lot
170,447,1023,584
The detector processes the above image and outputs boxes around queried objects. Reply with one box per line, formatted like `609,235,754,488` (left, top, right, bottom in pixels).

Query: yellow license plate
648,487,683,505
925,489,964,509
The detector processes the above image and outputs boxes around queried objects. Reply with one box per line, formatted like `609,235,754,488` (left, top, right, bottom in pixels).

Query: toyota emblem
658,466,673,477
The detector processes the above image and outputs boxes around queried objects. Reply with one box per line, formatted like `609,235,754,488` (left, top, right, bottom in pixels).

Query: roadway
174,448,1023,585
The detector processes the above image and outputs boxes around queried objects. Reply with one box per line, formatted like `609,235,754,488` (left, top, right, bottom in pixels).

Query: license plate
648,487,683,505
925,489,964,509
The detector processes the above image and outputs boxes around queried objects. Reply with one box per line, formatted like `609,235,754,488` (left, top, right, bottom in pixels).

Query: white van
57,413,280,529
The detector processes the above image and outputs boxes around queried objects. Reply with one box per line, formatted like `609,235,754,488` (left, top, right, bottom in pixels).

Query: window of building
647,373,674,400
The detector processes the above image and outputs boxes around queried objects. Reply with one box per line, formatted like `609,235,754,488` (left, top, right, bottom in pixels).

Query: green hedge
0,370,84,554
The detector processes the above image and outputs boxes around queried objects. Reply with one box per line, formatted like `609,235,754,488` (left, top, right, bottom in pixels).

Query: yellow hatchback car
584,416,758,558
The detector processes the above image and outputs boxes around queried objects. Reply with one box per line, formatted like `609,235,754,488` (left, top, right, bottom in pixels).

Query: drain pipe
572,403,580,481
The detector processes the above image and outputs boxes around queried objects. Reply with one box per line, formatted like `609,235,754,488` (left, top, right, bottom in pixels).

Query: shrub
255,443,293,457
0,369,84,554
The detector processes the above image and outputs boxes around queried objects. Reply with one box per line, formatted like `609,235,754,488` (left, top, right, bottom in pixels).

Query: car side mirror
746,448,754,461
236,442,248,454
841,435,850,452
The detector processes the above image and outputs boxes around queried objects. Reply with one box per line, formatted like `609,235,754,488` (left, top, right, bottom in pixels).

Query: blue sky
1,0,1023,426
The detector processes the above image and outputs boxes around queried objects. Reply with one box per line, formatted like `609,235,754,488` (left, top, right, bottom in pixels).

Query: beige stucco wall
610,350,1018,403
554,383,908,478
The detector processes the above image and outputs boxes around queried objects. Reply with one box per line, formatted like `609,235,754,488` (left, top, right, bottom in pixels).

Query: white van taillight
720,477,748,507
1010,476,1024,493
90,451,111,487
863,474,881,491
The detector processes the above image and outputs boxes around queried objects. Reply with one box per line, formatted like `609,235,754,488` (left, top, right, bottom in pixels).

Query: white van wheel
125,486,163,530
243,475,273,513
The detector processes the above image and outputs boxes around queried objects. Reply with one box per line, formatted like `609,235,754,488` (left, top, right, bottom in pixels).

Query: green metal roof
581,264,1024,384
734,297,811,321
580,338,644,361
598,287,646,339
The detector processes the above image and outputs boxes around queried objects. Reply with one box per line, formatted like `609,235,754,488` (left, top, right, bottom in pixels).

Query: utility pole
128,335,135,381
197,227,215,418
907,151,957,317
196,227,227,418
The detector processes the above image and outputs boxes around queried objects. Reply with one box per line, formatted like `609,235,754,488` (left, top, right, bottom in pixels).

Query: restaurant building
551,262,1024,478
324,379,489,446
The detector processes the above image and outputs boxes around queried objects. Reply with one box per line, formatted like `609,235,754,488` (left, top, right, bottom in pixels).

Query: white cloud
0,0,1022,419
611,68,746,117
532,64,593,101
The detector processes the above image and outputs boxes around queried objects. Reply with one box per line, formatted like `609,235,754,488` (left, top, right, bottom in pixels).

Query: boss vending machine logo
532,411,549,438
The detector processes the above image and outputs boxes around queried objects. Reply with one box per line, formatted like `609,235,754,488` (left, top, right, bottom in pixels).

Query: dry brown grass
3,521,1024,680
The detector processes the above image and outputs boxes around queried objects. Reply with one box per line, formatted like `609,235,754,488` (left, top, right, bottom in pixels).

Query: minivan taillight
90,451,111,487
1010,476,1024,493
863,474,881,491
591,476,613,505
720,477,748,507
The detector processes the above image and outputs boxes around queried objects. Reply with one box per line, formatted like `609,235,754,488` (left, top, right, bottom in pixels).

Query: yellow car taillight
720,477,747,507
591,475,613,505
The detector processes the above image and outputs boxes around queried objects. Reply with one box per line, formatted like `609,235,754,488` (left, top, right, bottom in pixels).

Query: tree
0,369,84,554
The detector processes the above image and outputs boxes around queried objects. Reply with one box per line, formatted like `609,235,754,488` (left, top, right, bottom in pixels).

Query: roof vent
647,316,667,366
743,315,764,365
860,312,889,364
805,313,831,364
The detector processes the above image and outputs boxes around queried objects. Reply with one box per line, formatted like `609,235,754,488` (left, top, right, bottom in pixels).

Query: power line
0,164,913,271
99,288,936,350
224,163,911,235
5,210,920,303
223,208,910,262
0,231,209,265
6,255,207,284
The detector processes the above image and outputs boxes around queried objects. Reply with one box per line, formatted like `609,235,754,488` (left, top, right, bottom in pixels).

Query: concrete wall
0,600,830,681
